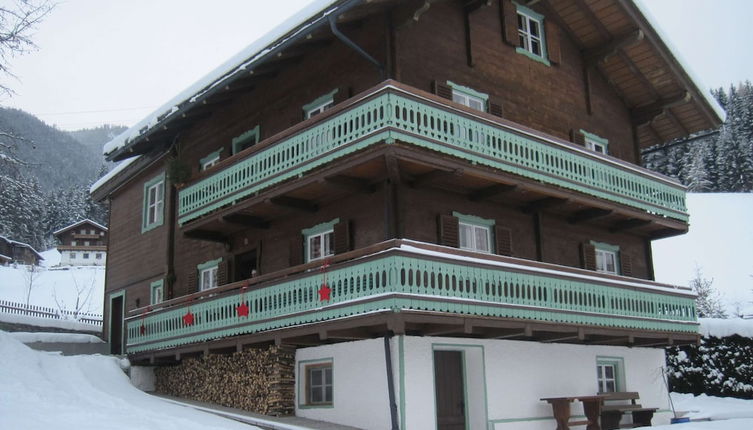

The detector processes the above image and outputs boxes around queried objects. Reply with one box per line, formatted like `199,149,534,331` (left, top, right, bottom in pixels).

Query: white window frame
581,130,609,155
454,211,494,254
201,154,220,170
71,241,77,246
307,230,334,262
515,4,549,65
142,173,165,233
447,81,488,112
199,266,218,291
150,280,164,305
307,363,333,405
597,357,625,393
592,241,620,275
303,89,339,120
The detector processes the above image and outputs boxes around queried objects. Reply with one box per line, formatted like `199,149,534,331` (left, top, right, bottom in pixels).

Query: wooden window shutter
501,0,520,47
545,20,561,64
432,80,453,100
289,235,304,267
217,260,229,286
495,226,513,256
620,253,633,277
489,99,504,117
334,219,351,254
334,86,352,104
187,270,197,293
438,215,460,248
580,243,596,271
570,129,585,146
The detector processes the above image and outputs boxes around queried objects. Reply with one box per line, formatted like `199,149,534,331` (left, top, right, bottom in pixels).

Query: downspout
384,333,400,430
328,14,386,80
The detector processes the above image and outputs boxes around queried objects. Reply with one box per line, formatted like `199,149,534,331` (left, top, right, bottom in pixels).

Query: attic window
515,4,550,65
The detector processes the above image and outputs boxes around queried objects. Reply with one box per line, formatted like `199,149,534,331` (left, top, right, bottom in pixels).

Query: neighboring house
0,236,44,266
53,219,108,266
91,1,724,429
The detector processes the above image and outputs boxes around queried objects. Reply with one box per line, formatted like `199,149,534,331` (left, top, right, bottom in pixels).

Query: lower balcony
125,240,698,359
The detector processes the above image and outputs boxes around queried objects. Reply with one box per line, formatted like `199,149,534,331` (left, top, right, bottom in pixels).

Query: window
71,241,77,246
597,357,625,393
454,211,494,254
150,280,164,305
197,258,222,291
515,4,549,65
303,89,338,119
142,173,165,233
84,241,90,246
89,229,95,235
95,253,102,260
581,130,609,154
83,253,89,259
80,228,86,234
70,252,76,259
303,219,339,262
304,362,333,406
232,126,260,155
448,81,488,112
592,241,620,275
199,149,222,170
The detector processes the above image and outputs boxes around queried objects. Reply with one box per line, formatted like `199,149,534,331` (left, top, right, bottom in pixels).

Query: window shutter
334,219,351,254
187,270,197,293
495,226,513,256
432,80,453,100
501,0,520,47
570,129,585,146
489,99,504,117
217,260,229,286
438,215,460,248
546,20,561,64
580,243,596,271
334,86,352,104
620,253,633,277
289,235,304,267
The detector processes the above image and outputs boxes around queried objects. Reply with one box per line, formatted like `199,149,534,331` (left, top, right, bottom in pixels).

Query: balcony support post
384,333,401,430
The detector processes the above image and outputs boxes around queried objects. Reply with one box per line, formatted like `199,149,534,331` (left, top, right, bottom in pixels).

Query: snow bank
700,318,753,338
671,392,753,421
0,313,100,332
40,248,61,267
0,331,258,430
8,332,104,344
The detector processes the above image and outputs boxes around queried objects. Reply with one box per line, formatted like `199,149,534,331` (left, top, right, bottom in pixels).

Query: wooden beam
221,213,270,229
183,230,229,244
385,154,402,184
573,0,611,40
631,92,692,126
323,175,376,194
269,196,318,213
617,51,660,101
650,228,685,240
411,168,463,188
663,108,689,135
468,183,517,201
522,197,568,214
584,30,644,65
609,218,651,233
568,208,613,224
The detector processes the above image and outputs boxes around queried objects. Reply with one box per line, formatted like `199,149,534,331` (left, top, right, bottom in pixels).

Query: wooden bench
600,392,657,429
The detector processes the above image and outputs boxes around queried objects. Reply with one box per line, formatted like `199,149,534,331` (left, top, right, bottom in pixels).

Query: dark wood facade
0,236,43,266
95,0,720,355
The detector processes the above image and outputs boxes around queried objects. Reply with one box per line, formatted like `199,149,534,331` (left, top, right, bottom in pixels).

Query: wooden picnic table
540,395,605,430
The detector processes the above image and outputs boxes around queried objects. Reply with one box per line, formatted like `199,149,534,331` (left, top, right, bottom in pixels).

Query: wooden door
109,295,123,355
234,249,257,281
434,350,466,430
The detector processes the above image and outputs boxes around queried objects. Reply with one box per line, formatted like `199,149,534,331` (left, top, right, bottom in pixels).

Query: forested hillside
644,82,753,192
0,108,126,251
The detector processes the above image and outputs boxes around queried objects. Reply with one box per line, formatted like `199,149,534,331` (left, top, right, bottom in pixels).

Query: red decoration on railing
182,310,195,326
318,259,332,302
139,306,151,335
236,281,250,318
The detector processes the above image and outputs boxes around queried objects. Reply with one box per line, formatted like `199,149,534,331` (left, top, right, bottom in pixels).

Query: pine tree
690,267,727,318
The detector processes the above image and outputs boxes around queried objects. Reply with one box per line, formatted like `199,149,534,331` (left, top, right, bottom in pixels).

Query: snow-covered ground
0,249,104,315
653,193,753,316
0,331,258,430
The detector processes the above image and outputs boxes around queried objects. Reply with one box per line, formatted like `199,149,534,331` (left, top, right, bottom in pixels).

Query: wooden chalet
0,236,44,266
53,219,108,266
92,1,723,428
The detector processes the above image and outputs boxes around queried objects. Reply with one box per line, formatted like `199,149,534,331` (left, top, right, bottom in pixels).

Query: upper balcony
125,240,697,360
177,81,688,237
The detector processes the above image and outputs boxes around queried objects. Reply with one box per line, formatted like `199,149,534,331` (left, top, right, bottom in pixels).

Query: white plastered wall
59,251,107,266
296,336,672,430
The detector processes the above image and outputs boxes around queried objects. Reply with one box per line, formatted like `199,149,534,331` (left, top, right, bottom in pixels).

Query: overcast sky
2,0,753,131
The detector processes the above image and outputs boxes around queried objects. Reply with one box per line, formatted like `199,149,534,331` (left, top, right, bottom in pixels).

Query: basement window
299,359,334,407
303,89,338,119
515,4,550,65
597,357,625,393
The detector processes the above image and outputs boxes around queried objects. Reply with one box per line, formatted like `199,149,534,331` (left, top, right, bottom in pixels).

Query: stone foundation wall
154,345,295,415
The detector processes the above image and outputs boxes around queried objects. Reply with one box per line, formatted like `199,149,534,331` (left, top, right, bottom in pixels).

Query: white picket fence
0,299,103,326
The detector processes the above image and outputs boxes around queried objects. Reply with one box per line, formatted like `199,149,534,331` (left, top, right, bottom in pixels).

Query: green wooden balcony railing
125,247,697,354
177,84,688,225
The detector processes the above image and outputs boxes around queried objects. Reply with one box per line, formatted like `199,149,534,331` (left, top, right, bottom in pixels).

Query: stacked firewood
155,345,296,415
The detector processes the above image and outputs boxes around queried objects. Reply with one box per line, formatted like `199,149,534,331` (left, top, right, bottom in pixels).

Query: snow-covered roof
52,219,108,236
699,318,753,339
0,254,10,261
0,238,44,260
101,0,345,159
89,155,138,195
